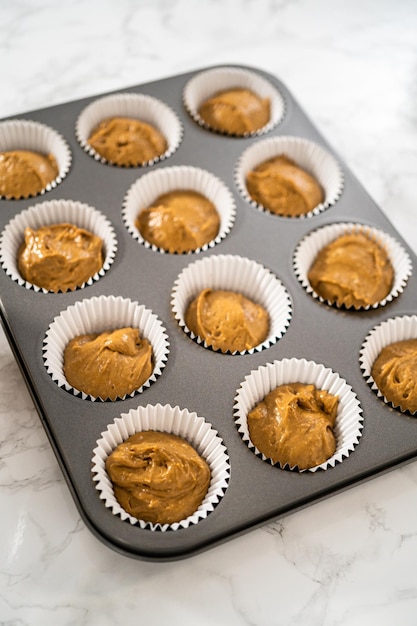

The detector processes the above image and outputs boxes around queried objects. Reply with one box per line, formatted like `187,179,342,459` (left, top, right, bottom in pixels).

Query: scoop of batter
247,383,338,470
198,88,270,135
184,288,269,353
87,116,167,166
307,232,394,308
0,150,58,199
63,327,153,400
106,430,211,525
136,189,220,253
18,223,103,292
246,155,324,216
371,339,417,413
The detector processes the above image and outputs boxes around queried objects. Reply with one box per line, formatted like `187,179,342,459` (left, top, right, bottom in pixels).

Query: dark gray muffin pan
1,65,416,561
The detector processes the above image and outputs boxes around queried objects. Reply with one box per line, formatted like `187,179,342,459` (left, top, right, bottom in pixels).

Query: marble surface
1,1,417,624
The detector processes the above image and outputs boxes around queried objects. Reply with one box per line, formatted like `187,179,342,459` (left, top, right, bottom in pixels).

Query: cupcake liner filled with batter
43,295,169,401
0,119,71,200
293,222,412,310
234,358,363,472
171,253,292,354
183,66,285,137
122,165,236,254
0,199,117,293
235,135,343,218
91,403,230,531
75,93,183,167
360,315,417,414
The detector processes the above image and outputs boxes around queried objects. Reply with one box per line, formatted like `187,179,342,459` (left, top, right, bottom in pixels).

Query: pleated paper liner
235,135,343,218
91,403,231,531
360,314,417,415
0,199,117,293
43,295,169,401
234,357,363,472
0,119,71,199
171,254,292,355
293,221,412,310
75,92,183,167
122,165,236,254
183,65,285,137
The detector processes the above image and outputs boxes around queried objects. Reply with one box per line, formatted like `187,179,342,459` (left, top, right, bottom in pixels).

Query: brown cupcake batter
136,189,220,253
371,339,417,413
247,383,339,470
246,155,324,216
185,288,269,353
18,223,103,292
307,232,394,308
0,150,58,199
63,327,153,400
106,430,211,525
198,88,270,135
87,116,167,166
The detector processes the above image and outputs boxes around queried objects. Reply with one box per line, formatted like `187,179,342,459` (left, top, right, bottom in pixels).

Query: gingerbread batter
18,223,103,292
198,87,270,135
63,327,153,400
0,150,58,199
185,288,269,353
246,155,324,216
308,232,394,308
87,116,167,166
106,430,211,524
247,383,338,470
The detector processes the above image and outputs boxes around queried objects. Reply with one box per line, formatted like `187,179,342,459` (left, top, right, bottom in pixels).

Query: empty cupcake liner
360,314,417,414
183,66,285,137
171,254,292,354
0,199,117,293
234,358,363,472
91,403,231,531
0,119,72,199
75,93,183,167
293,221,412,310
235,135,344,218
122,165,236,254
43,295,169,401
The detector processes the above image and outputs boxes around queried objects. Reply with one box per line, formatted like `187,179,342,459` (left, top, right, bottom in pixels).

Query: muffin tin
1,65,416,561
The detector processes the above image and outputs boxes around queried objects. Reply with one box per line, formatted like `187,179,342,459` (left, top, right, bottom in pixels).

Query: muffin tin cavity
234,358,363,472
1,65,417,561
0,199,117,292
183,66,285,137
235,135,343,218
75,93,183,167
92,403,230,531
171,254,292,354
360,315,417,414
43,295,169,401
0,119,71,199
122,165,236,254
293,222,412,310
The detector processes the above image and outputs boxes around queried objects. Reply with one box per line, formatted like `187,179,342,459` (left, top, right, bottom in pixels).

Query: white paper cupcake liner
75,93,183,167
235,135,344,218
234,358,363,472
0,119,72,199
0,199,117,293
183,66,285,137
91,403,230,531
43,295,169,401
293,222,412,310
360,315,417,414
122,165,236,254
171,254,292,354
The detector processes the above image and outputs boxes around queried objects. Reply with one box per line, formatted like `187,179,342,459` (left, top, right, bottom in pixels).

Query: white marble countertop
1,1,417,624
